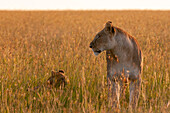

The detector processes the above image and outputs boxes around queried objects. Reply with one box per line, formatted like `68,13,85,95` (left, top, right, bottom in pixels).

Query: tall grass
0,11,169,112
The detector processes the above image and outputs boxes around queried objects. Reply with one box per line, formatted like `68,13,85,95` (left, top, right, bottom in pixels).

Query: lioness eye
98,35,100,38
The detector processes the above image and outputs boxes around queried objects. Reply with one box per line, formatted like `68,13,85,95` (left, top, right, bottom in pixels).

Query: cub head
89,21,117,56
47,69,69,88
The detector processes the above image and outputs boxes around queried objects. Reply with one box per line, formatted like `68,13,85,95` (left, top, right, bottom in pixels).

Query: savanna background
0,11,169,112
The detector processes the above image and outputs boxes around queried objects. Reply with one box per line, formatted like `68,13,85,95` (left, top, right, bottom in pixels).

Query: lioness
89,21,143,109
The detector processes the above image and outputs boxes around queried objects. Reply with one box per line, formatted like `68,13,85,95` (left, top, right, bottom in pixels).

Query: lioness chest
106,51,140,81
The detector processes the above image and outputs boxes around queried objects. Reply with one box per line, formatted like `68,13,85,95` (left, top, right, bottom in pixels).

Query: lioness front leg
129,78,141,109
107,77,120,109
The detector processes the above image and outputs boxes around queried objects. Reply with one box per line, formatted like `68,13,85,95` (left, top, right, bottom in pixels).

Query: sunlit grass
0,11,169,112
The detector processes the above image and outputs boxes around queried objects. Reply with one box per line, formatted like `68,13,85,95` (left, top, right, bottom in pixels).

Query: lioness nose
89,45,92,48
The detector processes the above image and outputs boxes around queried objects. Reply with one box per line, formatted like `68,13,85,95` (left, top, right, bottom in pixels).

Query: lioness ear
112,26,116,33
105,21,114,33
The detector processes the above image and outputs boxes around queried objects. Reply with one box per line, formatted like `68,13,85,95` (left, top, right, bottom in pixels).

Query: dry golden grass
0,11,169,112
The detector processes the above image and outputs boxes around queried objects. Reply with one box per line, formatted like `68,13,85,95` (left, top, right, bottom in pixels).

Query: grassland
0,11,169,112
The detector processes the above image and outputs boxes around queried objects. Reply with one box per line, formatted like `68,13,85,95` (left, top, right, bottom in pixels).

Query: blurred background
0,0,170,10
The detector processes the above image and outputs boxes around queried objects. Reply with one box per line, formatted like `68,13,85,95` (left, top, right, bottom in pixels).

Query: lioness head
89,21,117,56
47,70,69,88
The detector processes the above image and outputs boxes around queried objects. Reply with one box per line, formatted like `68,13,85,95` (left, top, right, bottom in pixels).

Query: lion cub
32,69,69,90
47,69,69,88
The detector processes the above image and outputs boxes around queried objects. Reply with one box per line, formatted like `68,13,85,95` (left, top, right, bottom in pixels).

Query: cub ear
104,21,115,33
59,69,64,74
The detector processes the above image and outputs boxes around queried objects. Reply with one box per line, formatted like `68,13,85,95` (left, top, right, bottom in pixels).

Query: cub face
89,21,117,56
47,70,69,88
